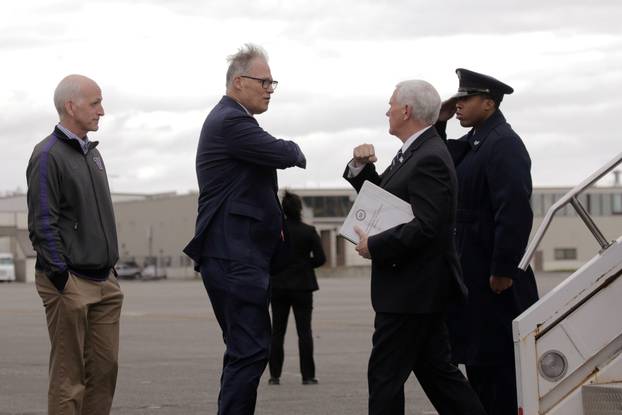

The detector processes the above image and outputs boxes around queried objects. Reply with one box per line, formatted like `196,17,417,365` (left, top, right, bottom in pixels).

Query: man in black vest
344,80,485,415
436,69,539,415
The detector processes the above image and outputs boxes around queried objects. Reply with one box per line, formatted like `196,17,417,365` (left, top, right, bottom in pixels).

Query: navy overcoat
441,110,539,365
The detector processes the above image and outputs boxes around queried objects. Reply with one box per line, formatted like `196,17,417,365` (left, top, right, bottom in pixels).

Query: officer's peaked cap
452,68,513,102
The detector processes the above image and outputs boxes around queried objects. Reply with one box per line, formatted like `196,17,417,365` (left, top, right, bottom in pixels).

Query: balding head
54,74,104,137
54,75,99,116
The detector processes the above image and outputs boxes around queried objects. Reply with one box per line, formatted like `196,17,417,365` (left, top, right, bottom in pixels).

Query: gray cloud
114,0,622,38
2,0,622,194
263,94,386,137
0,4,79,50
103,87,217,114
4,0,621,54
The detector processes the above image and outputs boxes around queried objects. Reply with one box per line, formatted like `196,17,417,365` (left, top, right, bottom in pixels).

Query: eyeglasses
240,75,278,90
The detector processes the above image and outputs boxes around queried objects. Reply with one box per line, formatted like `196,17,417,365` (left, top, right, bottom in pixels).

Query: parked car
0,253,16,282
115,261,142,279
141,264,167,280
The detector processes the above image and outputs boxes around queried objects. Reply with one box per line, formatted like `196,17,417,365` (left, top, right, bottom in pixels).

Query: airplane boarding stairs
514,153,622,415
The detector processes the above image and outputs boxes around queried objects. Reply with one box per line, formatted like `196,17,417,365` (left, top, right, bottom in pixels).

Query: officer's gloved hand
48,270,69,292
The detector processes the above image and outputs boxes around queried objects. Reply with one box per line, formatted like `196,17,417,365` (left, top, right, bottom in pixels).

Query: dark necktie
391,149,404,168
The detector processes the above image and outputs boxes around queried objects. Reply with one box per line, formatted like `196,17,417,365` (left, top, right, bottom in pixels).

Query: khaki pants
36,271,124,415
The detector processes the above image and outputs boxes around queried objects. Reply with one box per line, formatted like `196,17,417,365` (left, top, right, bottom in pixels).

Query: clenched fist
353,144,378,167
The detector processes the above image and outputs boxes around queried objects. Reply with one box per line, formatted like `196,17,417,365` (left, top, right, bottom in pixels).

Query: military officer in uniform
435,69,539,415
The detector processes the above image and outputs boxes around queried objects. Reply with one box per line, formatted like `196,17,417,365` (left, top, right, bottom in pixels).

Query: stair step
582,383,622,414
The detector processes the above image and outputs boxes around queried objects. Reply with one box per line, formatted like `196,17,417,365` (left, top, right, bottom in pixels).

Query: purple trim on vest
39,136,66,271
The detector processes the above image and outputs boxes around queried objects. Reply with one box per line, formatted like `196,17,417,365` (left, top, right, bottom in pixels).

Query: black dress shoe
302,378,318,385
268,377,280,385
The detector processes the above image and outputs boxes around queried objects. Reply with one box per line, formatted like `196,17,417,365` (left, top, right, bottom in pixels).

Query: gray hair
53,74,85,116
395,80,441,125
225,43,268,89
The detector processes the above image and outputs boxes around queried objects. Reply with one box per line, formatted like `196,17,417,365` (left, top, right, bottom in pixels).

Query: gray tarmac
0,271,566,415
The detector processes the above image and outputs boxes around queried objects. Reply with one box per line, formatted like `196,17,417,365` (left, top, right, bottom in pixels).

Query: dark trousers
368,313,486,415
466,363,518,415
200,258,271,415
269,289,315,380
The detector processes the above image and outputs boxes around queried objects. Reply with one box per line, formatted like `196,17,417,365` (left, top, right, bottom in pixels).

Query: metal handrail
519,152,622,270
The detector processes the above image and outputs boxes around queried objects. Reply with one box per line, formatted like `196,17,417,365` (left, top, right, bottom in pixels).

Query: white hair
395,80,441,125
53,74,87,116
225,43,269,89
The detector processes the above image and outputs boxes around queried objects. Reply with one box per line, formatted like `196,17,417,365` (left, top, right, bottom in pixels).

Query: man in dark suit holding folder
344,80,484,415
184,44,306,415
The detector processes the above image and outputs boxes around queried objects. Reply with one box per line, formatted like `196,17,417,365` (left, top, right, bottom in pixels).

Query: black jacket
344,127,467,314
270,218,326,291
438,110,539,365
26,126,118,280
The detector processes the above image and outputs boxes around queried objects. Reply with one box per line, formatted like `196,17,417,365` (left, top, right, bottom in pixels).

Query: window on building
325,197,337,217
558,193,573,216
612,193,622,214
554,248,577,260
302,196,353,218
335,196,353,217
546,193,557,214
576,193,589,217
602,194,613,215
531,193,545,217
545,193,569,216
144,256,157,266
587,194,592,215
587,193,602,216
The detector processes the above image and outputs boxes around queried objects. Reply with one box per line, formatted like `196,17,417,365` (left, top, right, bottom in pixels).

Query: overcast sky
2,1,622,195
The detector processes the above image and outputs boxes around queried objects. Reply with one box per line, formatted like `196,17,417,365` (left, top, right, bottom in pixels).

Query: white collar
400,125,431,153
228,96,252,115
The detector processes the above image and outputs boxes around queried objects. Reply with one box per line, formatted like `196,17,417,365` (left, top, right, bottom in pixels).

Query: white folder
339,180,414,244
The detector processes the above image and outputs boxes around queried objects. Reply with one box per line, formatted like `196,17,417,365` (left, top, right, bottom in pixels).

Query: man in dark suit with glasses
184,43,306,415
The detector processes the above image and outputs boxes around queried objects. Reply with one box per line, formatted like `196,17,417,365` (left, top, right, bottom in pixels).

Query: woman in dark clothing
269,191,326,385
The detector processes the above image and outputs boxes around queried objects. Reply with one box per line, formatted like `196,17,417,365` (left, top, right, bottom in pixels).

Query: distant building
110,184,622,276
2,183,622,282
113,193,199,278
530,186,622,271
287,186,622,273
0,192,181,282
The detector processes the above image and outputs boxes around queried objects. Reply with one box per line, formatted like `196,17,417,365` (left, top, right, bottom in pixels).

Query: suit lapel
380,128,435,187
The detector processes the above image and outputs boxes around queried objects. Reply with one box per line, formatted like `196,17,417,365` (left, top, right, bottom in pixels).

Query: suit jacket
344,127,467,314
184,96,304,272
439,110,539,365
270,218,326,291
